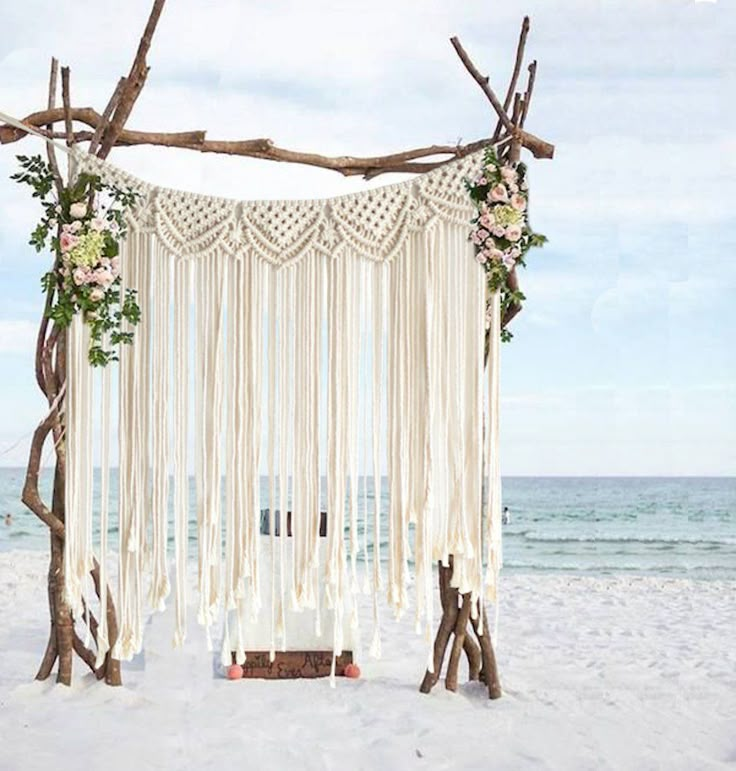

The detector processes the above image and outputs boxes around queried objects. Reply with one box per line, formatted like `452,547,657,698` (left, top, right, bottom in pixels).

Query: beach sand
0,550,734,771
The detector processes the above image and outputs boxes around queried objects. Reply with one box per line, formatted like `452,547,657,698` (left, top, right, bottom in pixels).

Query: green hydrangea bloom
67,231,106,268
491,204,523,227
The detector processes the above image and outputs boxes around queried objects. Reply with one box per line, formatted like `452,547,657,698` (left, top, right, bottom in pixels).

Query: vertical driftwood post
17,0,170,688
419,557,501,699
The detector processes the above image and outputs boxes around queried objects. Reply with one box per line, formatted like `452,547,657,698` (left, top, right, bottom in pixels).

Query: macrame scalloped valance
74,147,482,264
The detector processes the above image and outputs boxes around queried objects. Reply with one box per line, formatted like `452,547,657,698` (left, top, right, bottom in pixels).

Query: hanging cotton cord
485,289,503,647
311,255,324,636
277,266,291,647
64,314,93,619
220,257,239,666
94,332,112,667
368,263,384,659
149,240,171,612
245,254,264,625
421,229,436,663
172,257,190,647
359,260,372,595
267,267,278,661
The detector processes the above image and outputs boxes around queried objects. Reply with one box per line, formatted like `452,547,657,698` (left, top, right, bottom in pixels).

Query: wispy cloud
0,0,733,473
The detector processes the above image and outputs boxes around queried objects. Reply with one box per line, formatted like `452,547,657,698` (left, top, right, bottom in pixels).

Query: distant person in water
502,506,510,525
4,513,12,527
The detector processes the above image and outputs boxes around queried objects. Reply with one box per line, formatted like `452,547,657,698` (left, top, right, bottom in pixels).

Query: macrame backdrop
62,147,503,678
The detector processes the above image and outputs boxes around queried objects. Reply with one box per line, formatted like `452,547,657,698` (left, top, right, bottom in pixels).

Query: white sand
1,550,734,771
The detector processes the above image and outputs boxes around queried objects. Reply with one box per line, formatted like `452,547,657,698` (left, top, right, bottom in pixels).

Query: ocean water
1,470,734,579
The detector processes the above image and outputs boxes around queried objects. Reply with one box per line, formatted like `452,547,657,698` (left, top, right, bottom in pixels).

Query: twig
60,67,73,147
493,16,530,140
450,36,515,135
89,78,125,156
98,0,167,158
46,58,64,192
519,61,537,129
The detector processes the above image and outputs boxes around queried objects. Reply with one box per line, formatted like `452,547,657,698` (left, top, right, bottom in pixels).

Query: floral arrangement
12,155,141,366
466,147,547,342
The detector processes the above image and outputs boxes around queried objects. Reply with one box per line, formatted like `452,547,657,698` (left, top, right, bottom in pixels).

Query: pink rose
489,184,508,203
60,232,76,253
502,253,516,269
479,213,494,229
477,176,488,186
90,217,105,232
500,166,517,184
492,225,506,238
510,193,527,212
72,267,87,285
94,268,114,289
69,220,82,233
476,252,488,265
505,224,523,242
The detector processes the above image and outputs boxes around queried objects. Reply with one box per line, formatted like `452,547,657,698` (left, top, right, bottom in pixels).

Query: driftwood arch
0,0,553,691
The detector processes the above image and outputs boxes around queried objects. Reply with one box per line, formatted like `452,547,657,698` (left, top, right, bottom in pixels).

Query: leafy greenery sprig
12,155,141,366
466,147,547,342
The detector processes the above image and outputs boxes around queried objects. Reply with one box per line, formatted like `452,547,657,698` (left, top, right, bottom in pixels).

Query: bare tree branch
46,58,64,193
90,78,125,156
60,67,74,148
451,36,515,134
519,61,537,129
98,0,168,158
493,15,531,140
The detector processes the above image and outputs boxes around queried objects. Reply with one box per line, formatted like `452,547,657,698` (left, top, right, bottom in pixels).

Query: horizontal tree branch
0,109,522,176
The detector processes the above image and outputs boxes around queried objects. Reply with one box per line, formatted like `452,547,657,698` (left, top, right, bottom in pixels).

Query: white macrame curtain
60,145,503,674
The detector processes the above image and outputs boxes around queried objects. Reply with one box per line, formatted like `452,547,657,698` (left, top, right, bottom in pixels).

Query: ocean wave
502,560,736,575
514,533,736,547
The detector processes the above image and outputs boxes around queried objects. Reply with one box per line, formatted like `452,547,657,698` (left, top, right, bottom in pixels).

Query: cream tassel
95,333,112,667
172,258,190,647
149,241,171,612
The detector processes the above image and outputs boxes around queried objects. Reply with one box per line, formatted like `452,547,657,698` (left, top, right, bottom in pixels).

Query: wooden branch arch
3,0,553,690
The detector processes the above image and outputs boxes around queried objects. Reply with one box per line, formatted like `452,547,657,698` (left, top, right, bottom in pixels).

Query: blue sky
0,0,734,474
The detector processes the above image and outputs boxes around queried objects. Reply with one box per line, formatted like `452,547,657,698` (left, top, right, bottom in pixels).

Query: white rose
69,202,88,219
90,288,105,302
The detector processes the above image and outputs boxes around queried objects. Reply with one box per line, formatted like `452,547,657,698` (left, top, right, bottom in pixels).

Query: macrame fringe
63,174,503,676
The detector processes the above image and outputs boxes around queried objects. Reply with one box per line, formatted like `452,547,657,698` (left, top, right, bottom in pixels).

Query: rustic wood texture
419,558,503,700
233,651,354,679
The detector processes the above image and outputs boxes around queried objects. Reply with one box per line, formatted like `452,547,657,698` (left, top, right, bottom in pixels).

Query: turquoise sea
1,470,734,579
